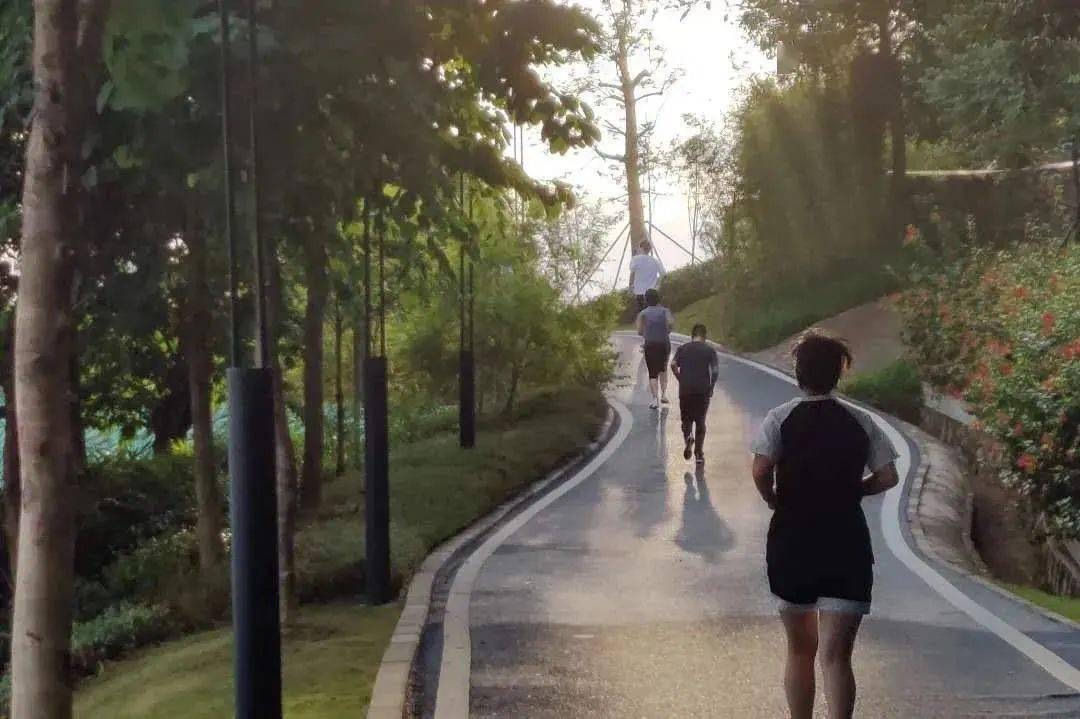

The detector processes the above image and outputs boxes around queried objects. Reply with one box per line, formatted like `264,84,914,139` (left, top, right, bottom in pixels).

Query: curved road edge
366,401,627,719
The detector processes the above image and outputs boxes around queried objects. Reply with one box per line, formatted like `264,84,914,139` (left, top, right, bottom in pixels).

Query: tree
534,197,615,300
740,0,920,239
589,0,678,253
12,0,111,716
918,1,1080,166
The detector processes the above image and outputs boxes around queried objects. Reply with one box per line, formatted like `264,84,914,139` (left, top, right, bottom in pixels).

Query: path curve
419,333,1080,718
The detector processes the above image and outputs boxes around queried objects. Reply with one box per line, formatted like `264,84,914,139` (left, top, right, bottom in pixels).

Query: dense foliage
900,236,1080,536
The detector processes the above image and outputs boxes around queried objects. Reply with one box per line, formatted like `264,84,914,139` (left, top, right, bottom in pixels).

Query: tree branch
634,90,666,102
594,147,627,163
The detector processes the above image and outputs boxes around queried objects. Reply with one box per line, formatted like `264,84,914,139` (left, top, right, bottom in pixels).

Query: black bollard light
364,204,392,604
459,177,476,448
364,355,391,604
218,1,281,716
228,369,282,718
459,349,475,448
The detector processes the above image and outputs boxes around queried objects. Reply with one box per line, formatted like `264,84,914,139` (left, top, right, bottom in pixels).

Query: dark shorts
643,341,670,378
679,393,710,422
767,514,873,613
768,561,873,612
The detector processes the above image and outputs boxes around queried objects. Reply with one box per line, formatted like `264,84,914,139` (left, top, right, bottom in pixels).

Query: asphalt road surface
422,334,1080,718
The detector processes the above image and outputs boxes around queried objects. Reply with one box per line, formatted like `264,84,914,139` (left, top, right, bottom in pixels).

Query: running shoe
683,435,694,460
695,454,705,465
661,397,670,405
649,401,658,409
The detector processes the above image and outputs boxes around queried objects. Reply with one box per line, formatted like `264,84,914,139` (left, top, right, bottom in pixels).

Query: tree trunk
298,232,327,511
616,20,647,252
2,312,19,584
879,18,907,242
12,1,106,714
503,361,521,417
266,246,298,623
184,219,224,573
334,298,345,477
150,357,192,455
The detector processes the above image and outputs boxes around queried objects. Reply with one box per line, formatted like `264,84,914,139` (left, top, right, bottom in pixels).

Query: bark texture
267,245,298,622
12,1,111,715
617,28,647,251
298,232,327,511
184,220,224,573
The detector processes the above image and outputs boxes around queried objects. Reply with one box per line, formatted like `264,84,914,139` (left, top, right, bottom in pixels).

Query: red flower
1013,286,1030,301
1042,312,1056,336
1061,339,1080,361
1017,454,1038,473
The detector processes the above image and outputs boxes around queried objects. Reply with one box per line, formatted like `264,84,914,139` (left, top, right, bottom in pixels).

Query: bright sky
520,1,772,296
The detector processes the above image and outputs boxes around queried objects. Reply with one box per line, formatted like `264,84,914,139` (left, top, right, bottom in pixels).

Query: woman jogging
635,288,673,409
750,331,899,719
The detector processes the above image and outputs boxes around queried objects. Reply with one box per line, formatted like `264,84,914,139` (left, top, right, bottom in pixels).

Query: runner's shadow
675,467,735,561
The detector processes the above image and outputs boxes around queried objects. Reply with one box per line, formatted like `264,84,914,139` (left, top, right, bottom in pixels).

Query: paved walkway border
366,402,622,719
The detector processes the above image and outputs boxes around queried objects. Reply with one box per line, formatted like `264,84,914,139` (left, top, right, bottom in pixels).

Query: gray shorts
776,595,871,616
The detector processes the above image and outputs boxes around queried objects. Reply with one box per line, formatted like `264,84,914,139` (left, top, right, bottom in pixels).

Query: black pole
228,369,282,719
365,200,391,604
220,2,281,716
247,0,269,367
219,0,240,368
364,356,390,604
459,178,476,448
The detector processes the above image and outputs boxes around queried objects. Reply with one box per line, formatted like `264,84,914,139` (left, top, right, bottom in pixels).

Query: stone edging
366,404,619,719
911,408,1080,633
899,419,988,577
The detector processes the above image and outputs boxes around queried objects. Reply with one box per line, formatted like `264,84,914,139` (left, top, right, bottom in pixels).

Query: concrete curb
907,414,1080,633
366,404,620,719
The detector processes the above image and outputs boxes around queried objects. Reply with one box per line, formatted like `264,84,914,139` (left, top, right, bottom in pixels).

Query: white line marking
668,332,1080,691
433,399,635,718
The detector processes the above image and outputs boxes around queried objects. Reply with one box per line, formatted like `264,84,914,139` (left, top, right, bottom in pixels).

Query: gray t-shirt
637,305,674,343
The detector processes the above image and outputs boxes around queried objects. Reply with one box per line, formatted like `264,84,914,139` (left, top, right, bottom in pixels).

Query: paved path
749,298,904,377
424,335,1080,718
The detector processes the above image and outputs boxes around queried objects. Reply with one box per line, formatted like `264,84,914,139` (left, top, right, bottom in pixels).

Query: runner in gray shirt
635,288,674,409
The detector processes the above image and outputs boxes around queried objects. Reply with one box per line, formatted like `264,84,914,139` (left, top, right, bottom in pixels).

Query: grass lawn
73,388,607,718
75,603,400,718
674,259,903,352
999,583,1080,625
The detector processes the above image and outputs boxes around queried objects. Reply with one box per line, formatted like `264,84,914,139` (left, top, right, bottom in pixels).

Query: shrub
77,451,201,580
70,603,177,676
841,360,923,423
295,517,365,603
101,529,199,604
899,237,1080,536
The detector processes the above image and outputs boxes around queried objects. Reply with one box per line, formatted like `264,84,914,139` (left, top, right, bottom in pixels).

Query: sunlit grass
74,603,401,719
72,388,607,718
998,583,1080,625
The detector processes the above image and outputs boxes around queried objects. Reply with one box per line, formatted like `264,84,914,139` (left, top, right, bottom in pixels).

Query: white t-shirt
629,253,663,295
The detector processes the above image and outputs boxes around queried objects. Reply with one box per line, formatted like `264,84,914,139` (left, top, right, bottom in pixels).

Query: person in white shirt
628,240,664,311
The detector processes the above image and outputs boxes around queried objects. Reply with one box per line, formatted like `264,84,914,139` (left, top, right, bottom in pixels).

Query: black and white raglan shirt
751,395,898,598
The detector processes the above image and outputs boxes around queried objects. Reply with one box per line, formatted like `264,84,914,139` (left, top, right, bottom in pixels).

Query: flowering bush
899,237,1080,536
